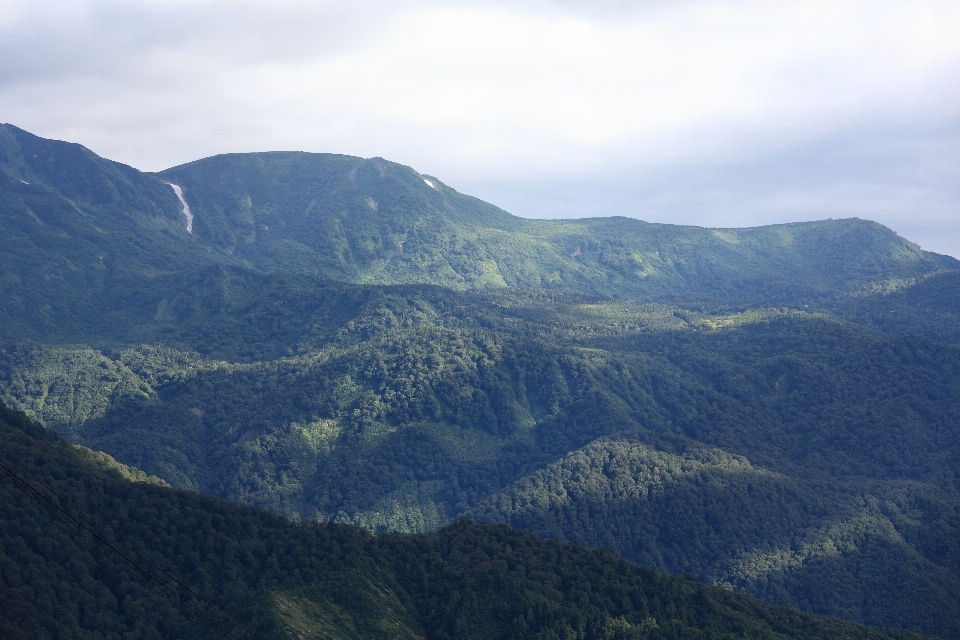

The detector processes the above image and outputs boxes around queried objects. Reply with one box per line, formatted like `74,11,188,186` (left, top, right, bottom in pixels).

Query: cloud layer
2,0,958,256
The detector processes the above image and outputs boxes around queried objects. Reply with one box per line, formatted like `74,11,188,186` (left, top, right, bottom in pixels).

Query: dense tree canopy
1,404,926,640
2,124,959,638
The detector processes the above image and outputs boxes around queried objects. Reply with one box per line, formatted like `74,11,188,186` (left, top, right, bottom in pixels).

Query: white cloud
1,0,958,255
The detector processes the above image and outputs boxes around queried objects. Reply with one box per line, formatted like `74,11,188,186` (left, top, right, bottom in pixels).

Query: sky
2,0,959,257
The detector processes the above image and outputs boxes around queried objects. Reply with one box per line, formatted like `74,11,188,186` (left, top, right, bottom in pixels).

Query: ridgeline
2,124,959,637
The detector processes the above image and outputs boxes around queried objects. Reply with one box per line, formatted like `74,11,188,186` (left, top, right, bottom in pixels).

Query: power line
0,451,264,640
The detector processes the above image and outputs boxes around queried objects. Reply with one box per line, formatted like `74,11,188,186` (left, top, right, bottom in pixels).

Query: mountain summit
158,151,955,303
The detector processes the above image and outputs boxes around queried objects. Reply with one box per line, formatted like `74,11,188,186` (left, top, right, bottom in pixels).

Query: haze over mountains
2,123,960,638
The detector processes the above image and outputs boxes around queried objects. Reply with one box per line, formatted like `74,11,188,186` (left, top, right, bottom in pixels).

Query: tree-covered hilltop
3,123,958,348
157,151,956,305
2,404,923,640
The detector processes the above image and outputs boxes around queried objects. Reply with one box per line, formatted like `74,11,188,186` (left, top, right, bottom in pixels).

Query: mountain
1,403,924,640
3,122,957,347
157,151,957,305
2,125,960,637
0,124,222,344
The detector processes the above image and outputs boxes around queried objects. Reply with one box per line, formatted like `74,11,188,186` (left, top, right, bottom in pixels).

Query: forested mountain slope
3,125,960,637
2,123,957,345
157,151,956,305
838,270,960,344
2,404,922,640
0,124,214,342
4,290,959,637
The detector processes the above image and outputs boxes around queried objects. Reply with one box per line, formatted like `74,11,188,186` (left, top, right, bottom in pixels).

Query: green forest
0,403,929,639
2,123,960,638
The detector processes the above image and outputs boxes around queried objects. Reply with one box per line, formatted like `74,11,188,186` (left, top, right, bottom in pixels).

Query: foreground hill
0,404,923,640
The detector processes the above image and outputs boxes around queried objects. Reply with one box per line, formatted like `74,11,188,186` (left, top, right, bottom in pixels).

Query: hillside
2,123,957,346
2,125,960,637
0,124,216,343
158,152,956,305
1,403,925,640
4,290,959,637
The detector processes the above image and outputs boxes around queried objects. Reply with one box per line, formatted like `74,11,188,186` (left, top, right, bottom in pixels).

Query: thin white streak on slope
166,182,193,234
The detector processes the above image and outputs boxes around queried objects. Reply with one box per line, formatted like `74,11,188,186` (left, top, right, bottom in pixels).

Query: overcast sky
2,0,958,257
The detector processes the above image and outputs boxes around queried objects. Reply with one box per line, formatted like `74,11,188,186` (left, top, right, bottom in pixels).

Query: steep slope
1,404,922,640
157,152,956,304
0,124,215,342
2,125,957,348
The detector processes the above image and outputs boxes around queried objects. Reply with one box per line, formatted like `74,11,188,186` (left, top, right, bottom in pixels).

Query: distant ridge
157,151,957,304
2,122,955,319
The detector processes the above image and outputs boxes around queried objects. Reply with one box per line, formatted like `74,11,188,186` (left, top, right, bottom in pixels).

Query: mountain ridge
3,124,960,637
155,149,957,304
